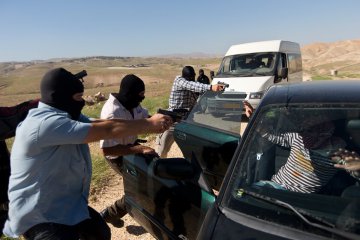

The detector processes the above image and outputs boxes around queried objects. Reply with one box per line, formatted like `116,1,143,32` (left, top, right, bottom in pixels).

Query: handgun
157,109,184,122
135,139,147,144
75,70,87,80
217,81,229,88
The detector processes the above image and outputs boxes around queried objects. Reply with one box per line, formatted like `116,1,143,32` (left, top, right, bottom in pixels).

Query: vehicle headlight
249,92,264,99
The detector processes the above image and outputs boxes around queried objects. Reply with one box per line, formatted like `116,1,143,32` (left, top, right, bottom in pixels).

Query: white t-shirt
99,93,149,158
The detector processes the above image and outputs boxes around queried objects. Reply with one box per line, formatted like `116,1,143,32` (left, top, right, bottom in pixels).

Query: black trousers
23,206,111,240
106,196,127,219
104,156,127,219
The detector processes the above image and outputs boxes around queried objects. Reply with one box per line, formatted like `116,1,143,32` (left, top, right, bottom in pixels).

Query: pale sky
1,0,359,62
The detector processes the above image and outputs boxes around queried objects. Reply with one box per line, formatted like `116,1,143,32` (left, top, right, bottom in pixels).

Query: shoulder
135,105,149,118
174,75,184,82
101,96,125,119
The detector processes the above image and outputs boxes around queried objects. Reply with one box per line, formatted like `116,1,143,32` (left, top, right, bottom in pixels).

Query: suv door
174,91,244,190
123,154,215,240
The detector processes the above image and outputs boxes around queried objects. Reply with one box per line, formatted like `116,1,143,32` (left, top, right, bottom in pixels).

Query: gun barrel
217,81,229,88
157,109,183,122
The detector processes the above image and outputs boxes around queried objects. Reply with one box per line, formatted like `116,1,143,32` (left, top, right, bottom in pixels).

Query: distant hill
301,39,360,76
1,39,360,93
154,52,222,58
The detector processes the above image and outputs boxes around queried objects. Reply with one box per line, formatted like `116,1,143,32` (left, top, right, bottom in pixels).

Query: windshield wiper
218,72,253,77
237,188,359,240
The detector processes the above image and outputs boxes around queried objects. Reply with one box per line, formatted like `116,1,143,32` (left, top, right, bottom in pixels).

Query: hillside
1,39,360,106
301,39,360,76
0,57,221,106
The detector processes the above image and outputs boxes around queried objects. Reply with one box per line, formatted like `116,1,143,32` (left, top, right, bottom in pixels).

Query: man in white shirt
99,74,156,228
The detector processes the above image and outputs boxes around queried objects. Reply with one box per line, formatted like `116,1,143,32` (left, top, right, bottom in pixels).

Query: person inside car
255,113,360,193
99,74,158,228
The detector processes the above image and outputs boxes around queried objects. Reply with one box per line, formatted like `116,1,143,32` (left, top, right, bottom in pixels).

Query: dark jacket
197,74,210,84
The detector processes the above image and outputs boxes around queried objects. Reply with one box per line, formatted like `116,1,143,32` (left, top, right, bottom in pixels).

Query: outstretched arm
333,148,360,178
85,113,172,143
243,101,253,118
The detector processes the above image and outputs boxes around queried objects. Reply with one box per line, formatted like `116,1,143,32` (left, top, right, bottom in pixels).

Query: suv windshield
185,91,244,135
217,52,278,77
224,104,360,238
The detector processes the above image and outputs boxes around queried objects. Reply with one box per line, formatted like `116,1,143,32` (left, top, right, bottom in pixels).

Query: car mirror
275,67,288,83
154,158,195,180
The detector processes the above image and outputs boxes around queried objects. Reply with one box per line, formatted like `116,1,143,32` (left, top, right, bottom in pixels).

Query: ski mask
40,68,85,120
182,66,196,81
117,74,145,110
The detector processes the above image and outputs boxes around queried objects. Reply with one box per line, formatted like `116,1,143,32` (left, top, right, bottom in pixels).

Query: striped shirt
263,132,346,193
168,76,211,111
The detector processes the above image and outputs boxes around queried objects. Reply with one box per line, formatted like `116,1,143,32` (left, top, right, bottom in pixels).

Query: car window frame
219,103,360,237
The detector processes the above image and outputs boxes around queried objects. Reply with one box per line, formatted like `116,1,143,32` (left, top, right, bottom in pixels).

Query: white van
208,40,302,115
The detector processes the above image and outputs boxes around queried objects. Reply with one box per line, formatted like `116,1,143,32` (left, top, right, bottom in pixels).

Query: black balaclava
182,66,196,81
117,74,145,111
40,68,85,120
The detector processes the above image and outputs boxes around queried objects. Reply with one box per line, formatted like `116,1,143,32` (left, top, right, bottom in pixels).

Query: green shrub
311,75,332,80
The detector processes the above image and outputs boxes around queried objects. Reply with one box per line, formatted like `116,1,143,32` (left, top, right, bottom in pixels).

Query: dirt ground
89,140,183,240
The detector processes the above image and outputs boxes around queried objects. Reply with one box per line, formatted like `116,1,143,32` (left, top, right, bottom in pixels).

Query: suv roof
261,80,360,106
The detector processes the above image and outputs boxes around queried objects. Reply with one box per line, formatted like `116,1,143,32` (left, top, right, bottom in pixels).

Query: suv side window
185,91,243,135
224,105,360,237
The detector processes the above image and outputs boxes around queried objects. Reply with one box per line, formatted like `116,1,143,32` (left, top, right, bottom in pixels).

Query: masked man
156,66,224,158
99,74,157,228
3,68,171,240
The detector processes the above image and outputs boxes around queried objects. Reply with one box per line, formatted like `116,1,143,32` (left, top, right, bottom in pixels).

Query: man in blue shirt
3,68,172,240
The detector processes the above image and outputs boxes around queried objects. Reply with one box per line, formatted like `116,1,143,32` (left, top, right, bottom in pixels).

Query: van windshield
217,52,278,77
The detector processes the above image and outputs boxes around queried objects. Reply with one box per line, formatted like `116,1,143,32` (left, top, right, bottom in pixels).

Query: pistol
75,70,87,79
157,109,183,122
217,81,229,88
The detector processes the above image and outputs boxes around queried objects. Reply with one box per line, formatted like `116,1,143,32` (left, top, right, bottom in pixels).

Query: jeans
23,206,111,240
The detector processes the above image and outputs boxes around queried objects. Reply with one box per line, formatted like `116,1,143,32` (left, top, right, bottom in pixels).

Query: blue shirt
3,102,92,237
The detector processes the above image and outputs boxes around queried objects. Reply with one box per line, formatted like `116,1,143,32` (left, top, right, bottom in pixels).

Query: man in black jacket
196,69,210,84
0,99,39,235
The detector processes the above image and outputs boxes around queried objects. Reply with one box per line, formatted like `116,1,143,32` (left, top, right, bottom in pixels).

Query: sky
1,0,359,62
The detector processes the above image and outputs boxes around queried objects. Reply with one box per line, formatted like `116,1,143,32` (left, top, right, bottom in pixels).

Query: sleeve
262,131,293,148
0,99,39,140
99,104,134,149
141,107,149,118
175,77,211,93
37,115,91,146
